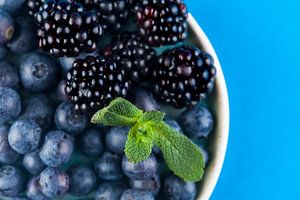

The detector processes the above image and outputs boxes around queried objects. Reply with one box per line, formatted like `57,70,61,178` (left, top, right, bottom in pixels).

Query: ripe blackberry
136,0,188,46
35,0,103,57
65,56,130,111
103,32,156,82
153,46,216,108
26,0,46,16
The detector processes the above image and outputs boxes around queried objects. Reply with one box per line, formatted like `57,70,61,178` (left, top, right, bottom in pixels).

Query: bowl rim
187,14,230,200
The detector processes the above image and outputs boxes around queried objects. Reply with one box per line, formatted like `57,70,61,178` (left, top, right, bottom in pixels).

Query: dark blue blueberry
80,129,104,156
0,61,18,87
120,189,155,200
95,181,127,200
128,87,159,111
197,144,209,165
19,52,58,93
23,151,46,175
26,177,48,200
122,154,158,180
105,126,130,154
54,102,88,135
39,130,74,167
0,0,24,16
68,164,97,196
0,10,14,44
180,106,214,139
38,167,69,198
163,174,196,200
56,80,69,102
8,119,42,154
0,87,21,125
130,174,161,196
0,165,24,197
0,45,7,60
94,152,123,181
20,95,55,131
6,16,37,54
165,119,183,134
0,125,20,164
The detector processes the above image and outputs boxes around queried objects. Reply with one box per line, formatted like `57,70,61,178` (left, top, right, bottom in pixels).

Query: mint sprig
91,97,205,182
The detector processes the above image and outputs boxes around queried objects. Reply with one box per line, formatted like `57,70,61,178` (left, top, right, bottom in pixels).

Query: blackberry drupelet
136,0,188,46
104,32,156,82
65,56,130,111
26,0,46,16
153,46,216,108
35,0,103,57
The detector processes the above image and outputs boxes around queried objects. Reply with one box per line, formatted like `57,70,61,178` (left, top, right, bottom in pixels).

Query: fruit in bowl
0,0,229,199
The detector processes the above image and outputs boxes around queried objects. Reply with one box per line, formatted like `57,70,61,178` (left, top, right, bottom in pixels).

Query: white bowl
187,14,230,200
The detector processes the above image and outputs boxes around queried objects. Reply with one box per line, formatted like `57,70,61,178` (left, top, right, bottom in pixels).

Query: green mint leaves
91,98,205,182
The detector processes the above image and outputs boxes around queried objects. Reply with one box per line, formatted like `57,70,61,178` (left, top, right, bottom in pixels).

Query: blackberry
35,0,103,57
153,46,216,108
104,32,156,82
136,0,188,46
26,0,46,16
65,56,130,111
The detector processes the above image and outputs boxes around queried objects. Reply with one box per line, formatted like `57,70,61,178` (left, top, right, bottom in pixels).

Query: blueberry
20,95,55,131
197,144,209,165
0,87,21,125
68,164,97,196
165,119,183,134
94,152,123,181
163,174,196,200
130,174,161,196
38,167,69,198
56,80,69,102
120,189,155,200
6,16,37,54
105,126,130,154
23,151,46,175
0,0,24,16
54,102,88,135
0,10,14,44
80,129,104,156
128,87,159,111
19,52,58,93
0,45,7,60
0,125,20,164
180,106,214,139
39,130,74,167
95,182,127,200
26,177,48,200
0,61,18,87
122,154,158,179
8,119,42,154
0,165,24,197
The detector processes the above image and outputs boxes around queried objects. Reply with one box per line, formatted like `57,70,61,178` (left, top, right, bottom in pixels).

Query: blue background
187,0,300,199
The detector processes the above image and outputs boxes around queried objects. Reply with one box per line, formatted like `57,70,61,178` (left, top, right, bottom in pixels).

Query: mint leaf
125,123,154,163
139,111,165,123
153,121,205,182
91,98,143,126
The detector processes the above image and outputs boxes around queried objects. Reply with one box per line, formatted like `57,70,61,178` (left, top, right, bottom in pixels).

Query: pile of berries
0,0,216,199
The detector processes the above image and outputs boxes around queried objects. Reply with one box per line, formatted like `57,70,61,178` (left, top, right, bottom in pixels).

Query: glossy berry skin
130,174,161,196
136,0,188,46
68,164,97,196
54,102,88,135
55,80,69,102
8,119,43,154
104,32,156,82
0,125,20,164
38,167,69,198
0,45,7,60
80,128,104,156
122,154,158,180
0,0,24,16
0,10,14,44
164,174,196,200
65,56,130,111
26,0,46,16
39,130,74,167
94,181,127,200
0,87,21,125
26,177,48,200
180,106,214,139
19,52,58,93
128,86,159,111
35,0,103,57
105,126,130,154
0,61,19,88
120,189,155,200
94,152,123,181
153,46,216,108
23,151,46,175
0,165,24,197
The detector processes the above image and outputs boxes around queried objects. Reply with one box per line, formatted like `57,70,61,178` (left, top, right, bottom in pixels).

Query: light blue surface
186,0,300,199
